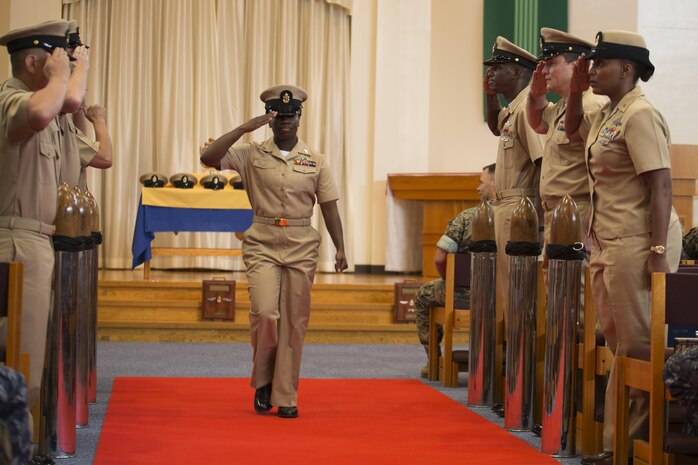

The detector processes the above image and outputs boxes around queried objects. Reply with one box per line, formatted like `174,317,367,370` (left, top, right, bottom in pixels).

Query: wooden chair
575,266,613,456
427,253,471,387
615,271,698,465
0,262,28,376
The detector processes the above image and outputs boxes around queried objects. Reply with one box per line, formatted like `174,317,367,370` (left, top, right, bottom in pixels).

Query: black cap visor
483,49,536,70
7,35,75,60
67,31,89,49
537,42,591,61
265,98,302,116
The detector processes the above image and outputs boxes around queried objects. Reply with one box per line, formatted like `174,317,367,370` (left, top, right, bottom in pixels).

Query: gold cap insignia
282,91,291,104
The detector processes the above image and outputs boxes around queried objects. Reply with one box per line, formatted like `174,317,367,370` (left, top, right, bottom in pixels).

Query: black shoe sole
278,407,299,418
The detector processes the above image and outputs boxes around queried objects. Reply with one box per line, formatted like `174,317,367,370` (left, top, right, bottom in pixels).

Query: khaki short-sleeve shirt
495,86,544,193
58,113,99,186
0,78,60,224
221,137,339,219
586,86,671,239
540,91,605,200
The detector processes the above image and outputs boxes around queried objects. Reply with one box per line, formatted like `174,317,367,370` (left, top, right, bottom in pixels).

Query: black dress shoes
580,451,615,465
491,403,505,417
253,383,272,413
278,406,299,418
31,456,55,465
531,424,542,437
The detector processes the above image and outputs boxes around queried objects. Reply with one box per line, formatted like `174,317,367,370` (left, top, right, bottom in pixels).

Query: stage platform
98,269,469,345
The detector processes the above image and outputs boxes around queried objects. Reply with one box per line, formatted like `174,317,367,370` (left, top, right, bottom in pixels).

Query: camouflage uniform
415,207,475,347
684,227,698,260
663,347,698,436
0,366,31,465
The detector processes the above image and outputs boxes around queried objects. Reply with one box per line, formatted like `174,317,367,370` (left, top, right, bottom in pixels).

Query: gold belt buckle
274,217,287,227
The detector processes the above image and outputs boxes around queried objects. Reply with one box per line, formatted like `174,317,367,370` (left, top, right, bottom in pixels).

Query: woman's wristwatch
650,245,666,255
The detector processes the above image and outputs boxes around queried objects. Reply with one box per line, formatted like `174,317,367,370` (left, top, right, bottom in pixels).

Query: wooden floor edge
98,300,394,311
98,280,397,291
97,321,436,332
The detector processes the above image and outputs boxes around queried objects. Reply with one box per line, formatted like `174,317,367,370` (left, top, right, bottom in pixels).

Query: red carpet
94,378,560,465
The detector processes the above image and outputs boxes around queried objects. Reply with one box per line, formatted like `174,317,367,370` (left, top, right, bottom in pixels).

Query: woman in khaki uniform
201,85,347,419
565,31,682,465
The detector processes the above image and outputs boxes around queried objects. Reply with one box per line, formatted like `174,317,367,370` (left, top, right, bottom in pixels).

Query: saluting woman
564,31,682,465
201,85,347,419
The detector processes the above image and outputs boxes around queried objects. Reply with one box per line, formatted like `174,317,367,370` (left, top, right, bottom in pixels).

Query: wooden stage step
97,272,468,344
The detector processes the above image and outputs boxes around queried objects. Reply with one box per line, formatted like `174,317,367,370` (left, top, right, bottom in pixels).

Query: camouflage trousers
0,366,31,465
414,278,469,347
663,347,698,436
684,227,698,260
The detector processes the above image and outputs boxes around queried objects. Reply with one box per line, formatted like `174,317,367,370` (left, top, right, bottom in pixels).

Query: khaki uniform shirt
0,78,60,225
221,137,339,218
495,85,544,193
540,91,605,200
58,113,99,187
584,86,671,239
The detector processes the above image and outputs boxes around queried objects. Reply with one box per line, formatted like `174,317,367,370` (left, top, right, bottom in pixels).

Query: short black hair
482,163,496,175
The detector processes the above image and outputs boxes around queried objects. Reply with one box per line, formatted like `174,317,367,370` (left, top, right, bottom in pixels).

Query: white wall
569,0,638,40
348,0,432,267
428,0,498,173
0,0,63,79
347,0,378,266
638,0,698,145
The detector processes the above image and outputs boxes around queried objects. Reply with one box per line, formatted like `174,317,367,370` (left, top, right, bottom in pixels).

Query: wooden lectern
387,173,480,277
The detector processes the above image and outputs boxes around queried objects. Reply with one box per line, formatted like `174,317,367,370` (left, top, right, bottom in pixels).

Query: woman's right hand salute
200,112,277,169
240,112,277,133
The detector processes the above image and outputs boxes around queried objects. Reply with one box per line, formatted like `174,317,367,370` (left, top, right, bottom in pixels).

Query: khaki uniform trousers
495,198,513,328
0,227,54,408
590,217,682,451
243,222,321,408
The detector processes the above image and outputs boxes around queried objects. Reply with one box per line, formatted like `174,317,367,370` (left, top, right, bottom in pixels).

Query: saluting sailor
200,84,347,419
0,19,74,422
482,36,544,328
565,31,682,465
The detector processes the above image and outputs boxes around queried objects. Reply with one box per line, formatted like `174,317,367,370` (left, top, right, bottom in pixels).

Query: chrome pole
467,251,497,407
